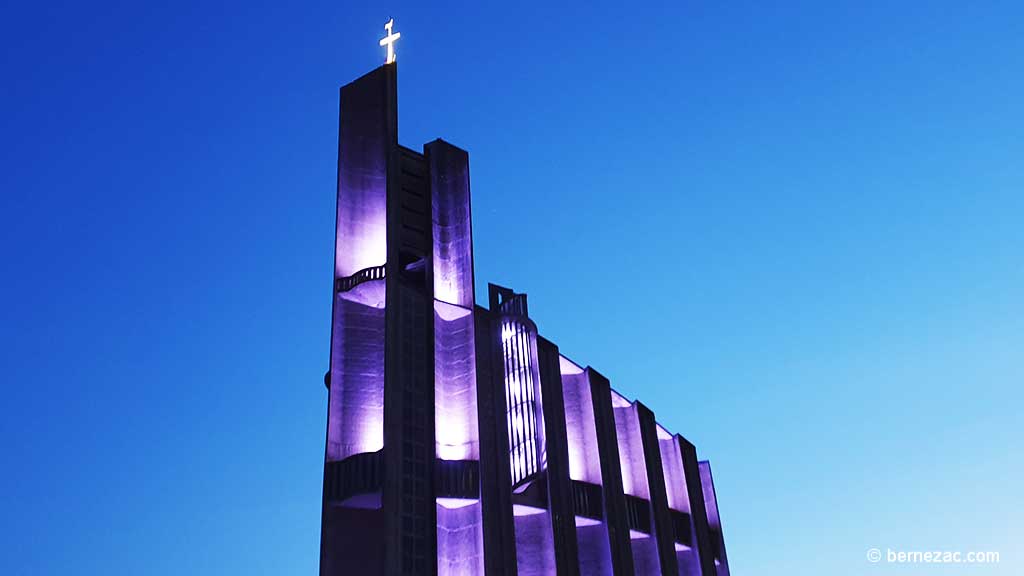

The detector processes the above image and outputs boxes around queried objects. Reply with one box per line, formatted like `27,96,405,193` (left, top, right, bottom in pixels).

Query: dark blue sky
2,1,1021,574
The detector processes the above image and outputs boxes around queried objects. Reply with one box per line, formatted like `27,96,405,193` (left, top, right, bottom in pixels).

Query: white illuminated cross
379,18,401,64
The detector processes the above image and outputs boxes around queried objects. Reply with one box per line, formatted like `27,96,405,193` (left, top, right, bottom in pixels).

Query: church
319,22,730,576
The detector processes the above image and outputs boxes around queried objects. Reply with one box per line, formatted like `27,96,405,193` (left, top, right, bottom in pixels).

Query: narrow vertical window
502,318,542,488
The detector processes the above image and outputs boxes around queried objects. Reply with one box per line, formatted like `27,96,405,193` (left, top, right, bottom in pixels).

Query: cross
379,18,401,65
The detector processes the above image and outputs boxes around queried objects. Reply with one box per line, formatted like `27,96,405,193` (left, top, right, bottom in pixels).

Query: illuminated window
501,318,542,488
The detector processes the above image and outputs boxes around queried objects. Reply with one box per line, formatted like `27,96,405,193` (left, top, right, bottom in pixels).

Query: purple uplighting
434,300,479,461
437,498,478,510
700,462,721,535
437,500,484,575
560,358,602,485
327,280,385,460
610,391,660,573
335,83,387,278
429,141,475,308
631,535,661,576
428,141,483,575
512,504,547,517
700,461,730,576
514,509,556,576
576,521,613,575
327,69,391,462
659,433,690,514
611,394,649,499
562,361,613,574
659,433,703,575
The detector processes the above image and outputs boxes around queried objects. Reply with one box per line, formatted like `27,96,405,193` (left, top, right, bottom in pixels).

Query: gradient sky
2,1,1021,575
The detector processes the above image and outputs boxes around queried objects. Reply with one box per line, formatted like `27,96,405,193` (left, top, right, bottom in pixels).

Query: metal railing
335,263,386,293
498,293,528,317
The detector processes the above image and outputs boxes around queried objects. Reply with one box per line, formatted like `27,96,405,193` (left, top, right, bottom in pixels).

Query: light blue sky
1,1,1021,574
